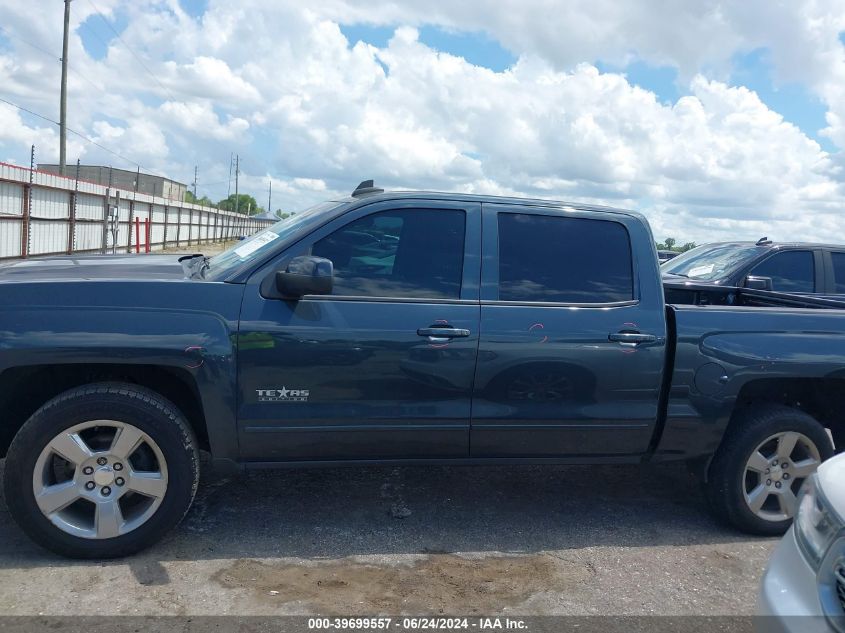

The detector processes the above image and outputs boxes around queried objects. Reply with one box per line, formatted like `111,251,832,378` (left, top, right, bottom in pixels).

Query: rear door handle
417,327,470,339
608,332,657,345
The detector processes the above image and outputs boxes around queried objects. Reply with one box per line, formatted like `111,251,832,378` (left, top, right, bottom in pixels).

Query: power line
0,95,163,176
3,95,241,204
0,25,59,59
0,23,204,191
0,25,102,92
85,0,179,102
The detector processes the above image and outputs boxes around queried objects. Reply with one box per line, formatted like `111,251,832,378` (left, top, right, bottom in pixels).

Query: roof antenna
756,236,772,246
351,179,384,197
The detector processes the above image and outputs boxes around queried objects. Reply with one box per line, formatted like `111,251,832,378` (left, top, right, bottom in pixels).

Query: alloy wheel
32,420,168,539
742,431,821,522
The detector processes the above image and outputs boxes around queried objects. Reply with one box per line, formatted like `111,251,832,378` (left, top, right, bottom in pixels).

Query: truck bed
654,300,845,462
664,282,845,310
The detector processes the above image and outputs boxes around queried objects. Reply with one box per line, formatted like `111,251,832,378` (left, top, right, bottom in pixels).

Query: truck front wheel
705,405,833,535
4,382,200,558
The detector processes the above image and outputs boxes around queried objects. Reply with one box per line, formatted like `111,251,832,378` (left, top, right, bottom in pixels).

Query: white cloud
163,56,261,104
313,0,845,154
0,103,86,164
0,0,844,243
158,101,250,141
292,177,327,191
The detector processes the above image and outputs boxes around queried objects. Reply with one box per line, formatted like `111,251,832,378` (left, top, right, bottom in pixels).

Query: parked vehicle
657,249,680,263
662,238,845,303
2,182,845,558
758,452,845,632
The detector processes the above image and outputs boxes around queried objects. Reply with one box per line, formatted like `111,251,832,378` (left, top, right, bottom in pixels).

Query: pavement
0,458,776,616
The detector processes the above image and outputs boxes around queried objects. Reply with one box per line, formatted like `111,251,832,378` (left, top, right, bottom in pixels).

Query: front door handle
608,332,657,346
417,327,470,339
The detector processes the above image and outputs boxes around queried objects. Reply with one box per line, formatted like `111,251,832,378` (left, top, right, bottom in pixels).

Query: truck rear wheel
705,405,832,535
4,382,199,558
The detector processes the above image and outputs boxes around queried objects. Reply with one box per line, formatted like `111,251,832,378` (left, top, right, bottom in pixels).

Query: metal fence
0,162,275,260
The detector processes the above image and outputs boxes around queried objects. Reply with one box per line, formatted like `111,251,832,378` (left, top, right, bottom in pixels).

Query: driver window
748,250,814,293
310,209,465,299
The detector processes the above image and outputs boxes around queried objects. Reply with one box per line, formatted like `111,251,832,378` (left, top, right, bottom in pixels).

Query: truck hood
0,254,189,282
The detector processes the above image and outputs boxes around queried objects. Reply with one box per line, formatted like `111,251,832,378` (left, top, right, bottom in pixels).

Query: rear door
470,204,667,457
823,251,845,299
237,199,481,462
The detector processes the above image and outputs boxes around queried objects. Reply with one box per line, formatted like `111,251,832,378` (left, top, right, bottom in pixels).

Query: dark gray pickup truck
2,184,845,558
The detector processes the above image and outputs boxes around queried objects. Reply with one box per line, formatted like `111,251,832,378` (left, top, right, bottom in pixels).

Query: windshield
661,243,764,281
204,200,348,279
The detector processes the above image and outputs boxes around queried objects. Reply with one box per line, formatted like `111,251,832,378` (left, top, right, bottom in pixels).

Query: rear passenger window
497,213,633,303
749,251,814,293
832,253,845,293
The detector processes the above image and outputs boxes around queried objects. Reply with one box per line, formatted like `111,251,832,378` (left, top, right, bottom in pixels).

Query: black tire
705,405,833,536
4,382,199,558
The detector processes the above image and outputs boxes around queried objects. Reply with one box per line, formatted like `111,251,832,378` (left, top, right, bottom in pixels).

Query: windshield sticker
234,231,279,259
687,264,715,278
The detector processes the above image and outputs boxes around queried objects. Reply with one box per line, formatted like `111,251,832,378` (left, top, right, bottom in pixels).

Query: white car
759,452,845,632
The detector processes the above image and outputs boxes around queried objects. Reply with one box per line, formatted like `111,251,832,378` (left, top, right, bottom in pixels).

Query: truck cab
231,192,667,463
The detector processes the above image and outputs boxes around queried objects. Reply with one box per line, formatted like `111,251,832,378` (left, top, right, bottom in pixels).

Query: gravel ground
0,458,776,616
162,240,238,256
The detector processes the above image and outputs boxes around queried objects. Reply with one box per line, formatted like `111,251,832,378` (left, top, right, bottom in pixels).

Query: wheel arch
0,364,210,458
729,377,845,446
687,377,845,482
702,401,834,534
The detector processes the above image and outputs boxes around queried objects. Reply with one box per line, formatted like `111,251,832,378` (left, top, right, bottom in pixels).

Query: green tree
655,237,697,253
217,193,262,215
184,191,215,207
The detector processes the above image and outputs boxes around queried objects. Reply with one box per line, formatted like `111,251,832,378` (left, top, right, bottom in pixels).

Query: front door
470,204,667,457
237,200,481,462
745,249,821,295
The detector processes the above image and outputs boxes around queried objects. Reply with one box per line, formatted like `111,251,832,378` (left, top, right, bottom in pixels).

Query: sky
1,1,845,244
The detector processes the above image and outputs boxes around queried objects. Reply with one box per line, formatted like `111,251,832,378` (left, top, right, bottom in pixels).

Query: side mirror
744,275,773,291
275,256,333,299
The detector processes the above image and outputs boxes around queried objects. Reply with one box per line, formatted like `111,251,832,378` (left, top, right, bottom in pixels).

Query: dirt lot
162,240,239,256
0,459,776,616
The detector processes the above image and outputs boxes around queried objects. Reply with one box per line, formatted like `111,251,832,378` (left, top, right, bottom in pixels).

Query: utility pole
268,179,272,216
59,0,72,175
192,165,198,198
227,152,233,198
234,154,239,215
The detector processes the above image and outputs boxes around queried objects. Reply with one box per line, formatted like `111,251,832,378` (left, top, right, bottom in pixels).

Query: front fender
0,305,239,460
